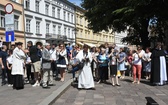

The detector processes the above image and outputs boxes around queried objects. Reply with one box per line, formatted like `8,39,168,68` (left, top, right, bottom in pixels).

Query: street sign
5,13,15,42
4,3,14,14
5,24,14,31
5,14,14,25
5,31,15,42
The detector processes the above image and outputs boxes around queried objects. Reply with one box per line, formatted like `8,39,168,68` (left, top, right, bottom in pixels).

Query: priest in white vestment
76,44,95,89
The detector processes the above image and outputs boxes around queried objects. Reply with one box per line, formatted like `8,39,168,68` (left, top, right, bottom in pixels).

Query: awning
85,43,96,47
76,42,84,46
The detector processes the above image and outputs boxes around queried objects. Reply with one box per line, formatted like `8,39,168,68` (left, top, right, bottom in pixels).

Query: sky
68,0,82,6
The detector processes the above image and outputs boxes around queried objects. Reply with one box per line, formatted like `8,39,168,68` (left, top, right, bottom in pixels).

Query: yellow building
75,6,114,47
0,0,25,48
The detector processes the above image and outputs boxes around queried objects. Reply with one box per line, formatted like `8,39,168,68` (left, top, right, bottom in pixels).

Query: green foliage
81,0,168,47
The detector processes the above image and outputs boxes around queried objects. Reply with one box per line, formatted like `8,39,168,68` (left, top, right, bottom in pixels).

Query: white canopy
76,42,84,46
85,43,96,47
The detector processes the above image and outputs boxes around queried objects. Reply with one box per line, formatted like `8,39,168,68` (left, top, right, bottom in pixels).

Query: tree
81,0,168,47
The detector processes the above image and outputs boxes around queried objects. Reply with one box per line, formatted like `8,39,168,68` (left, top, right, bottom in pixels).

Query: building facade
0,0,25,47
24,0,76,46
114,32,127,48
75,6,114,47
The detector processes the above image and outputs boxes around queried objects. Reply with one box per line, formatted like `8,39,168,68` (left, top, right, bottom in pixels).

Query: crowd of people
0,41,168,90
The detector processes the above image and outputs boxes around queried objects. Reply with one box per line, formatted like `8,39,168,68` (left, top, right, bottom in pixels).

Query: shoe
137,81,140,84
132,81,136,84
32,82,40,87
146,76,149,80
97,80,101,84
42,84,50,89
116,84,121,86
112,84,115,87
60,79,64,82
8,84,13,87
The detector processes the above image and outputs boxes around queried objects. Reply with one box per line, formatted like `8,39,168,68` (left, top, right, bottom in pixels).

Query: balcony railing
46,33,67,40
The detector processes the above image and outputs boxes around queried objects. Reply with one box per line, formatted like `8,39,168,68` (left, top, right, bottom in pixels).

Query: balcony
46,33,67,41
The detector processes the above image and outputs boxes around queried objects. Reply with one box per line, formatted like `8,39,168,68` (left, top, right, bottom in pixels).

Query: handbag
77,62,84,70
42,63,51,69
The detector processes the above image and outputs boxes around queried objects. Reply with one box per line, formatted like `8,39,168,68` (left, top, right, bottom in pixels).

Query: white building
24,0,76,45
115,31,127,48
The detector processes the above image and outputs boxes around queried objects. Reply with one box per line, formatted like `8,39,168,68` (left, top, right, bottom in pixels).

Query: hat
44,43,50,46
15,42,23,46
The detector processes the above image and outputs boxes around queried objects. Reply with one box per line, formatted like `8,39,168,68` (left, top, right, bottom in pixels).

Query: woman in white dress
142,47,152,80
57,44,67,82
76,44,95,89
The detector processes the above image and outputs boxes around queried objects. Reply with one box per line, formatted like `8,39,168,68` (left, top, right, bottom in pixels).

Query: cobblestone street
54,77,168,105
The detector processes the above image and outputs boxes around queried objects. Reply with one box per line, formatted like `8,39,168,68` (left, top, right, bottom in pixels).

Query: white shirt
50,49,57,61
7,55,13,64
26,56,31,64
133,52,143,65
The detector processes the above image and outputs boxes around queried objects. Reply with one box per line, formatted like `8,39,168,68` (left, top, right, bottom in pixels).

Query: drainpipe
22,0,26,48
74,6,77,45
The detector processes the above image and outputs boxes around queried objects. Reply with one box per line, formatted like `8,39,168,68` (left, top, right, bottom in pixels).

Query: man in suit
42,43,53,88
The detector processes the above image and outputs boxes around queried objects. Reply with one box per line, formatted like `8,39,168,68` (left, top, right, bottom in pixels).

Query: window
71,15,73,23
46,23,49,33
57,9,60,19
14,15,19,30
76,16,78,24
25,0,30,9
63,11,66,20
58,26,61,35
11,0,17,2
72,30,74,38
35,0,39,12
45,4,49,15
68,28,70,38
52,7,55,17
53,25,56,34
88,32,90,38
26,19,31,32
67,13,70,22
64,27,66,35
36,21,40,34
0,11,5,28
80,17,82,25
80,30,82,37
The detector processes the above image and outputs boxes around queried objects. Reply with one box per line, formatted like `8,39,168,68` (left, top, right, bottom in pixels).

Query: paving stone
53,76,168,105
0,74,72,105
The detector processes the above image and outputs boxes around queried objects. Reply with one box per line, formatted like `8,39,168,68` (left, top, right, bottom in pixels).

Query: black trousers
26,64,34,81
13,75,24,90
1,68,7,84
99,66,109,81
7,69,13,84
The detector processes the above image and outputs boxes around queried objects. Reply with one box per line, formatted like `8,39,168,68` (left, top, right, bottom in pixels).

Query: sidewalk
54,76,168,105
0,73,72,105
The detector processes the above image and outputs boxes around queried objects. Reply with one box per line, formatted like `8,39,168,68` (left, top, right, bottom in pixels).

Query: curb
38,79,73,105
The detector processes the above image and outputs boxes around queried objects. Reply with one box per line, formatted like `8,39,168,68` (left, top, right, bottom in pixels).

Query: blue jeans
72,66,79,78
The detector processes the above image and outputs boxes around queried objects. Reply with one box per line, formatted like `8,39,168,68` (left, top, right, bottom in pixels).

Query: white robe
76,50,95,89
160,56,167,85
11,47,26,75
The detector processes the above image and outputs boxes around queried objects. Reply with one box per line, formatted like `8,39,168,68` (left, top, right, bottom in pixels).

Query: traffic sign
5,31,15,42
5,14,14,25
5,24,14,31
4,3,14,14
